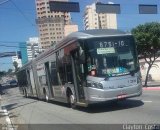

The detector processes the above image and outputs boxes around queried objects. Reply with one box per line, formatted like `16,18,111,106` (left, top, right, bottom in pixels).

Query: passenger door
29,68,37,96
71,49,85,102
26,69,33,95
50,61,62,98
45,62,54,98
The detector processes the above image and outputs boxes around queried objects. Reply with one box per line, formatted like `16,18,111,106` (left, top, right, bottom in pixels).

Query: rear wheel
24,89,28,98
45,93,49,102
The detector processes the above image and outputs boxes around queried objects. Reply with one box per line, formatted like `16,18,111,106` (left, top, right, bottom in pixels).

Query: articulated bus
17,29,142,108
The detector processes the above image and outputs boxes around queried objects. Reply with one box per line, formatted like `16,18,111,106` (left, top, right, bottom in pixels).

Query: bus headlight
97,83,103,89
87,81,103,89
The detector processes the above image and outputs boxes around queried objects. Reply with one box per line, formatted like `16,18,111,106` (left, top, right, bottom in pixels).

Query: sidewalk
142,81,160,90
1,95,14,130
0,95,7,125
0,109,7,125
0,93,15,130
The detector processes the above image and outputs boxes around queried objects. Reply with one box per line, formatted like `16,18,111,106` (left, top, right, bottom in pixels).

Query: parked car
9,80,18,87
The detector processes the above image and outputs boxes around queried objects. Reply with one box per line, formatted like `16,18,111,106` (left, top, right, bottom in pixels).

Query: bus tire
69,93,76,109
22,89,25,95
43,89,49,102
24,89,28,98
45,94,49,102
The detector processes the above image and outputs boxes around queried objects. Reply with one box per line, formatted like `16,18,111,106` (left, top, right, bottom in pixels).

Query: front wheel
69,94,76,109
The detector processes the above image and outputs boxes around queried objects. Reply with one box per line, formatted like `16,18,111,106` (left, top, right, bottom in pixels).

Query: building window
139,5,158,14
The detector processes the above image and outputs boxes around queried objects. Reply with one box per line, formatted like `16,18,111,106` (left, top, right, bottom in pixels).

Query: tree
132,22,160,86
0,71,5,77
13,61,19,72
0,71,6,80
7,69,13,74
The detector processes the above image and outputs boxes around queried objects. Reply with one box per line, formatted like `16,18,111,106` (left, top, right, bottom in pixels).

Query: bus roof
56,29,131,49
21,29,131,65
66,29,128,39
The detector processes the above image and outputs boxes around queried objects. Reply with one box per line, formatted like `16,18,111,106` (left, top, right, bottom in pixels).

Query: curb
143,87,160,90
0,95,14,130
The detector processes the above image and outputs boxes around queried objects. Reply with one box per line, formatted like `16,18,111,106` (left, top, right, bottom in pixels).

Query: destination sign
95,40,129,48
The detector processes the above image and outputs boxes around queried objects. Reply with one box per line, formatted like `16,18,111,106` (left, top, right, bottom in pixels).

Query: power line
0,44,43,50
0,63,13,64
10,0,36,26
0,41,25,43
0,44,26,49
0,7,34,14
0,0,10,5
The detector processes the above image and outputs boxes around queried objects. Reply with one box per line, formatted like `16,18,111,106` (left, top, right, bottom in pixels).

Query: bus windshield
85,36,139,77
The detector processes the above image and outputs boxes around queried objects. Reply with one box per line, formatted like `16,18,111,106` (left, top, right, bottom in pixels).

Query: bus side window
51,62,59,86
66,64,73,83
57,56,66,85
65,55,73,83
58,65,66,85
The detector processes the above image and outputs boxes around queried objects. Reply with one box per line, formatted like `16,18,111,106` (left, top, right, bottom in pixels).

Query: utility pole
0,0,10,5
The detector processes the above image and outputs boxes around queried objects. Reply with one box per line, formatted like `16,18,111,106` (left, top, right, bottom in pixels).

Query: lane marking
142,100,152,103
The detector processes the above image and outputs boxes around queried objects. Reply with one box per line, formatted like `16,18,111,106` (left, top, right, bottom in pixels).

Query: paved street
0,86,160,130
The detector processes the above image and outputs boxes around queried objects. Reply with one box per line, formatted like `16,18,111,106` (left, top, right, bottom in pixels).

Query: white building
84,3,117,30
139,57,160,82
26,37,42,61
12,55,22,70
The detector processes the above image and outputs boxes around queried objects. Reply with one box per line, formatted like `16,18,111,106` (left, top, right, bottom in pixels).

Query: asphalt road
0,86,160,130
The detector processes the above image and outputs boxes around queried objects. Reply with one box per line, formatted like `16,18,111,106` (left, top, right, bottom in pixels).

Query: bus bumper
85,84,142,104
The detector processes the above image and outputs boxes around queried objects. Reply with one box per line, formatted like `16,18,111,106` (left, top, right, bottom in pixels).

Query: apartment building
64,24,78,36
35,0,71,49
84,3,117,30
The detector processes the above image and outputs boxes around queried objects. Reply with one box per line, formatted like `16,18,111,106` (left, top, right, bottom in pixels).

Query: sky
0,0,90,71
0,0,160,71
0,0,38,71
